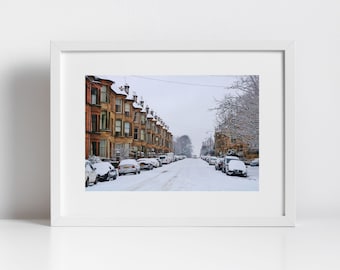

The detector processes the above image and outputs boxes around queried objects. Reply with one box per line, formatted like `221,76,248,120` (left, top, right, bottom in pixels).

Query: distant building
85,76,173,160
214,131,258,159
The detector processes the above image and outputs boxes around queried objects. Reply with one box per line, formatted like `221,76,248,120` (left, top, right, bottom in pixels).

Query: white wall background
0,0,339,219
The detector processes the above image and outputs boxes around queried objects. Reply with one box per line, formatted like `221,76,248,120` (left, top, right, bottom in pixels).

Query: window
100,86,108,103
91,88,98,105
116,99,122,113
124,122,132,137
115,120,122,137
134,128,138,140
91,114,98,132
125,103,130,117
99,140,106,157
100,111,109,130
91,142,97,156
141,114,146,125
140,129,145,141
147,133,152,144
134,112,140,123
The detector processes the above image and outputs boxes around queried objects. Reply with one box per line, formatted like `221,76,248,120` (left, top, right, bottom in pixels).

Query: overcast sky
98,75,242,156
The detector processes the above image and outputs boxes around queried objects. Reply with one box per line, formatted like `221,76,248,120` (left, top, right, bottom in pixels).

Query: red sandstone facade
85,76,173,160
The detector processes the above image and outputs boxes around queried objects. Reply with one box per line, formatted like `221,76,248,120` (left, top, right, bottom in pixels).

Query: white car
226,160,247,177
118,159,141,175
208,157,217,165
85,161,98,187
158,155,171,164
92,162,117,181
222,156,240,173
148,158,160,168
137,158,153,170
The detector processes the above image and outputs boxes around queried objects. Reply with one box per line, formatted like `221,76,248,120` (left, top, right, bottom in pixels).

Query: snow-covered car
137,159,153,170
158,155,171,164
222,156,240,173
118,159,141,175
148,158,160,168
156,158,163,167
85,161,98,187
215,158,224,170
92,162,117,181
250,158,259,166
226,160,247,177
208,156,217,165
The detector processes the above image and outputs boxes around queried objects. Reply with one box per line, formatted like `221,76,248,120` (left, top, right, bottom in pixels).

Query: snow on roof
133,102,143,109
126,93,134,101
113,86,128,96
147,113,154,119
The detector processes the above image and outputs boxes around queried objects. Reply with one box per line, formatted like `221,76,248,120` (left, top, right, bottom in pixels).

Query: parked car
250,158,259,166
222,156,240,173
85,160,98,187
158,155,171,164
148,158,160,168
208,156,217,165
118,159,141,175
137,158,154,170
215,158,224,170
92,162,117,181
226,160,247,177
156,158,163,167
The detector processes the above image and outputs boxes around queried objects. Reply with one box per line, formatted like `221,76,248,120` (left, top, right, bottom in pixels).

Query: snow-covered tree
200,136,215,156
174,135,193,158
214,76,259,151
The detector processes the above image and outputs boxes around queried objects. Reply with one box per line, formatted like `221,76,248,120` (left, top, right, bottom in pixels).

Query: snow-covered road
86,158,259,191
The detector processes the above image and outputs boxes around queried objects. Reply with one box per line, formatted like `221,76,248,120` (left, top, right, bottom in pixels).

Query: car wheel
85,178,89,187
94,177,98,185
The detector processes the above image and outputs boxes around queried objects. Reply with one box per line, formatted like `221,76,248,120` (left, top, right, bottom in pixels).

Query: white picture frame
50,41,295,226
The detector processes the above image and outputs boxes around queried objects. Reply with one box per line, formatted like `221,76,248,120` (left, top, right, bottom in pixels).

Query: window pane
115,120,121,136
134,128,138,140
125,103,130,117
99,140,106,157
100,111,107,130
116,99,122,113
100,86,107,102
124,122,131,137
91,88,97,104
91,114,97,132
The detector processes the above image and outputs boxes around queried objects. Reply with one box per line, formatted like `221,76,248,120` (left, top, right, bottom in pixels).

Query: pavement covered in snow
86,158,259,191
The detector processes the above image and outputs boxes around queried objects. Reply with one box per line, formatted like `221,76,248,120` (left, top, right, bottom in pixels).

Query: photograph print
85,75,259,191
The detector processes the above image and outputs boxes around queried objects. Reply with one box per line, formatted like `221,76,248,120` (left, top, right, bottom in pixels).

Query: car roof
120,159,137,163
229,159,244,164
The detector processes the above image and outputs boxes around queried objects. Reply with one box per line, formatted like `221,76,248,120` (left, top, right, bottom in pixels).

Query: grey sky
98,75,241,156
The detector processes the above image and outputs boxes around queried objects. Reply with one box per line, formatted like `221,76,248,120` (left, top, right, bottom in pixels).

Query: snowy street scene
86,157,259,191
85,75,259,191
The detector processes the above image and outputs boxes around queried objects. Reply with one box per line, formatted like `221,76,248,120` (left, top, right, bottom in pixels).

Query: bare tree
214,76,259,151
